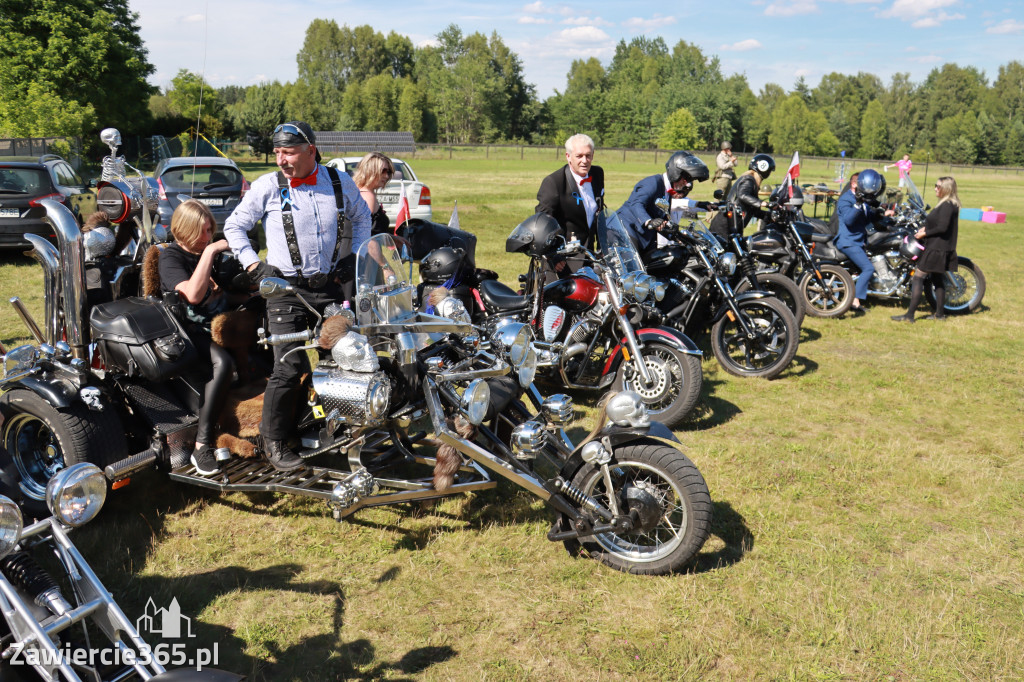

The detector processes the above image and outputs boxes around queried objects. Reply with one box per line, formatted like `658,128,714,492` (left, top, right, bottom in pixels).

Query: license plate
378,194,399,204
0,208,19,218
197,197,224,207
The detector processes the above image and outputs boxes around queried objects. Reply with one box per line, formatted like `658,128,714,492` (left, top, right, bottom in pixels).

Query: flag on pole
785,151,800,199
448,200,460,230
395,182,411,230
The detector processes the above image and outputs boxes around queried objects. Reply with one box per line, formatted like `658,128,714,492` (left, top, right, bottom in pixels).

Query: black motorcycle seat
478,278,529,311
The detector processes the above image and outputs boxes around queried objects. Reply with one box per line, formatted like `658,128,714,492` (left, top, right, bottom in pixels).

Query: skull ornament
100,128,122,153
331,331,379,372
605,391,650,428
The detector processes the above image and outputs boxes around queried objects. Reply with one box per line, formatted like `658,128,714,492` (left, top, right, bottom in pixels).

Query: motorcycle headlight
366,375,391,423
619,272,638,298
718,252,737,277
510,421,546,460
0,496,23,560
633,274,652,301
517,345,538,388
491,322,532,368
652,280,667,302
45,463,107,528
541,394,574,426
461,378,491,426
435,295,471,324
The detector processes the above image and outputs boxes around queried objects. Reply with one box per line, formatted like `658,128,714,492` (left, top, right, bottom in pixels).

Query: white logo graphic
137,597,195,638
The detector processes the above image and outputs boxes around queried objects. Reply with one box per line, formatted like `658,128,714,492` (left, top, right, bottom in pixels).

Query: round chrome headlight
652,280,667,302
718,252,738,277
491,322,532,368
633,274,653,301
461,378,491,426
45,463,107,528
436,295,471,324
541,394,574,426
365,376,391,423
0,496,23,560
619,272,638,298
517,345,538,388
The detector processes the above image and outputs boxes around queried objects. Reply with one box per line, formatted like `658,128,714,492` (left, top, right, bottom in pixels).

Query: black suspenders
275,166,350,281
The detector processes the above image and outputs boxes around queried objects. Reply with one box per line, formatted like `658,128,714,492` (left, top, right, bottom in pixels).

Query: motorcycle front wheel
799,264,855,318
612,340,702,429
924,257,986,315
0,389,127,517
711,297,798,379
561,441,712,575
735,272,806,328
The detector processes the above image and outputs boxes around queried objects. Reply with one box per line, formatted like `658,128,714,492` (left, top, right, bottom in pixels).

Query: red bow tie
579,176,592,185
667,188,679,198
289,167,319,188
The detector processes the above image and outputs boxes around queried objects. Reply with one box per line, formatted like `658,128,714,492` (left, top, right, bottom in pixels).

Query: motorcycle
808,174,986,315
469,210,704,429
1,195,713,574
641,212,800,380
1,462,244,681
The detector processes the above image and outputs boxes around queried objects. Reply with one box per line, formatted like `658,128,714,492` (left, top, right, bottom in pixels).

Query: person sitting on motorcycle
617,151,712,255
159,200,240,476
835,168,894,314
709,153,775,242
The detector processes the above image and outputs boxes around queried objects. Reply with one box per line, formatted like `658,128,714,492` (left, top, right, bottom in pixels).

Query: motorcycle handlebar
259,329,314,347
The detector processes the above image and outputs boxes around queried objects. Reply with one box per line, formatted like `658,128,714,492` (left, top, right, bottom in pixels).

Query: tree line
3,2,1024,166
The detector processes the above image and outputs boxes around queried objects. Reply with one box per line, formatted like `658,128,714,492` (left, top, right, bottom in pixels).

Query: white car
325,156,432,225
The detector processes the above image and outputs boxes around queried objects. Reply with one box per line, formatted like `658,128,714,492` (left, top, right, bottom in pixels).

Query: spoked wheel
613,340,702,428
0,389,126,518
561,441,712,575
735,272,805,328
711,297,798,379
924,257,986,315
799,264,854,318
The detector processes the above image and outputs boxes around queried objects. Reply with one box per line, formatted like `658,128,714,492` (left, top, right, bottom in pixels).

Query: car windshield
354,234,416,326
0,167,49,194
160,165,242,191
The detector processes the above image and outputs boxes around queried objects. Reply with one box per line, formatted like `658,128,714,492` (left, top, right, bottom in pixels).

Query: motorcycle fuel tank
542,274,602,313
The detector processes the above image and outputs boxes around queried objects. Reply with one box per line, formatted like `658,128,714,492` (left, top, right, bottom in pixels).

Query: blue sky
130,0,1024,98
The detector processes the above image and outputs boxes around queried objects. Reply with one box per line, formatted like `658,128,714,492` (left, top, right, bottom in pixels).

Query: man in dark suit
536,134,604,277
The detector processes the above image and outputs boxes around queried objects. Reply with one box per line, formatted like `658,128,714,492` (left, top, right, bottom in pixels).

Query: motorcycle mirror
654,197,670,212
259,277,294,299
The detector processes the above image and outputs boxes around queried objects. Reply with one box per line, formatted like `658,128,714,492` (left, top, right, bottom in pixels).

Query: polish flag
394,182,411,231
784,151,800,198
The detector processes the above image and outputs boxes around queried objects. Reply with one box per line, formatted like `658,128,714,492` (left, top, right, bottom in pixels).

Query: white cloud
987,19,1024,34
910,11,964,27
562,16,612,26
623,15,677,31
181,13,205,23
519,16,550,24
720,39,763,51
878,0,959,21
764,0,819,17
522,1,545,13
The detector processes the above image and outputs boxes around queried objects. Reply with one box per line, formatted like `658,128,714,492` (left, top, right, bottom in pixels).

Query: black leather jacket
710,173,765,240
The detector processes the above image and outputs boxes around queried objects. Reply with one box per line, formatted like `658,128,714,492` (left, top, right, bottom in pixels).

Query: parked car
325,156,432,225
153,156,249,229
0,154,96,249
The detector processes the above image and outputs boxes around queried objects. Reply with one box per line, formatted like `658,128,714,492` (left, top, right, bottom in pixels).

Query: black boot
263,438,305,472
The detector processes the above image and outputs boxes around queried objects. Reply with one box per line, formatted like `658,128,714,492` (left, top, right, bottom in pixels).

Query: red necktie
579,176,592,186
289,167,319,188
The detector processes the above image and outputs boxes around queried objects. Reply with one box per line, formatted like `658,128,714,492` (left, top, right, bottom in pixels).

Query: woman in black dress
892,176,960,323
158,199,235,474
353,152,395,235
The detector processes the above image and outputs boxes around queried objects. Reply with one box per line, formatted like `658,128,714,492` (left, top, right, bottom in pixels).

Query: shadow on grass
679,375,741,431
690,500,754,573
799,326,822,344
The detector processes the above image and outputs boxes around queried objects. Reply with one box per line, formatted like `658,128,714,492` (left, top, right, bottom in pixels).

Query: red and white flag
394,182,411,231
784,151,800,198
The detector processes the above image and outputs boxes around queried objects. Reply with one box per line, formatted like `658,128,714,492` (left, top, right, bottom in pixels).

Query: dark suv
0,154,96,249
153,156,248,229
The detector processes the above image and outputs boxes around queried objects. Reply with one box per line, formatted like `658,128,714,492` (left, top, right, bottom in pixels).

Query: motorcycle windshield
354,233,416,326
598,210,648,278
903,174,926,212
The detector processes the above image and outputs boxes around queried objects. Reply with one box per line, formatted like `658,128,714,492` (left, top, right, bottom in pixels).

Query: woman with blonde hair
892,176,960,323
159,199,234,474
353,151,395,236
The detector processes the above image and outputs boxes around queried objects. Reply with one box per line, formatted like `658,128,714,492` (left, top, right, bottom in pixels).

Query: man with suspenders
224,121,371,471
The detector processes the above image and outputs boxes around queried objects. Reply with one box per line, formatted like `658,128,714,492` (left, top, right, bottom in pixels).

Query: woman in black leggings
892,176,960,323
159,200,235,474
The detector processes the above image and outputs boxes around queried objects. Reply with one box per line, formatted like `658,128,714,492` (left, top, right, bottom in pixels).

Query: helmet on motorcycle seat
666,151,710,186
855,168,886,203
419,246,465,283
506,213,562,257
899,235,925,261
749,154,775,178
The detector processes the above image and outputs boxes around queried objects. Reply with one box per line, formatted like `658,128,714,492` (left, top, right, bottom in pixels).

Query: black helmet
666,151,709,185
785,185,805,207
749,154,775,178
899,235,925,261
506,213,562,257
855,169,886,204
419,246,465,283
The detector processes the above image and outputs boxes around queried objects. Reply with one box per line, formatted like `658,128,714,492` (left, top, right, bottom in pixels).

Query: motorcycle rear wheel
612,340,702,428
561,441,712,575
924,257,986,315
735,272,805,328
0,389,127,518
799,264,854,318
711,297,798,379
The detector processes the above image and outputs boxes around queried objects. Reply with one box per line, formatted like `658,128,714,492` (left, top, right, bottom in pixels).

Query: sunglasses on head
273,123,312,146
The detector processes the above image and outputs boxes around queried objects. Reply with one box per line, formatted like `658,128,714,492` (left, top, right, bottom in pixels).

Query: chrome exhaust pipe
23,234,61,345
41,199,89,359
9,297,45,345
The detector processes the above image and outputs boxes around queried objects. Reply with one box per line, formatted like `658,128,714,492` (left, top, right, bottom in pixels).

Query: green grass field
2,153,1023,681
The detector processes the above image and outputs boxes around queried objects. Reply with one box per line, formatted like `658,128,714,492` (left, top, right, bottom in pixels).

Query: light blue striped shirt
223,165,371,277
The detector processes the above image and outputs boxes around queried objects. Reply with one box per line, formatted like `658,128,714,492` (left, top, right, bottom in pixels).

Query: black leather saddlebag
90,297,196,381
